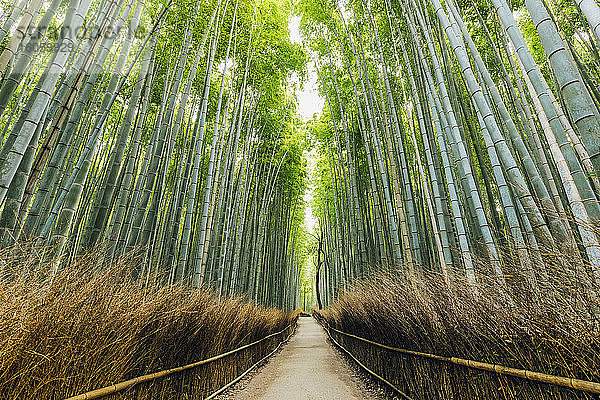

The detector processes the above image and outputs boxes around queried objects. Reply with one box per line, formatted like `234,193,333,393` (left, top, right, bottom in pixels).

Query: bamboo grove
0,0,309,309
303,0,600,307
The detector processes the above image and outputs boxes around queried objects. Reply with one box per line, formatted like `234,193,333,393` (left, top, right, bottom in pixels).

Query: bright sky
288,16,322,236
303,149,318,234
297,62,323,122
288,16,324,122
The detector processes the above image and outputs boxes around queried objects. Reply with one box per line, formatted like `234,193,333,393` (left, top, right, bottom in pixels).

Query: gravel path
225,316,379,400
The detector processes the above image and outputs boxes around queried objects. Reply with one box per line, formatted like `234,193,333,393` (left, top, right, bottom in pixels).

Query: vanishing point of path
228,316,378,400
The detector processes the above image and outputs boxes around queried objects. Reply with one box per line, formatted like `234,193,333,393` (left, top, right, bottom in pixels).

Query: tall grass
320,254,600,399
0,245,297,399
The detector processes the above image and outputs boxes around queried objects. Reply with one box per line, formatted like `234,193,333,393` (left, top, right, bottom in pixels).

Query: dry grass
320,255,600,399
0,245,297,399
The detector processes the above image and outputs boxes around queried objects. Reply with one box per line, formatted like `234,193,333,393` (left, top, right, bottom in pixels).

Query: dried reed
321,253,600,399
0,245,297,399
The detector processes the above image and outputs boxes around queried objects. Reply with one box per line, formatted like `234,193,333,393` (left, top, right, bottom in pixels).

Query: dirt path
228,316,378,400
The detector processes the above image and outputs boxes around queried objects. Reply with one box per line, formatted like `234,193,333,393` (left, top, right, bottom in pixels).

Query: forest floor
219,316,385,400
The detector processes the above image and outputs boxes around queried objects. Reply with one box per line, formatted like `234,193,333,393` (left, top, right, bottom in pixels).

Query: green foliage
516,9,549,74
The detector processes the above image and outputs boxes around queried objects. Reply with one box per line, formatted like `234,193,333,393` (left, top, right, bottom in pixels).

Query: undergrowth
320,258,600,399
0,246,297,399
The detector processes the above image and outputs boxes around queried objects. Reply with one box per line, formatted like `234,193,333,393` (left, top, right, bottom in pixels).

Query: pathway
228,316,377,400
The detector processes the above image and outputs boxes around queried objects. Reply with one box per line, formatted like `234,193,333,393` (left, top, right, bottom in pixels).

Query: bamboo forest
1,0,600,396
